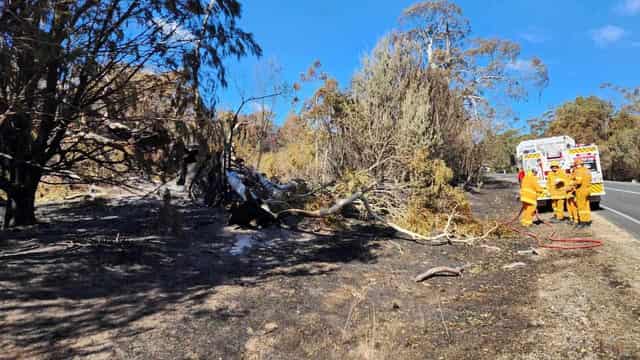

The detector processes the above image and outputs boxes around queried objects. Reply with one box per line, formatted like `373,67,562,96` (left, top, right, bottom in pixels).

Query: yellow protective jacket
573,166,592,196
566,171,576,198
520,172,543,206
547,170,569,200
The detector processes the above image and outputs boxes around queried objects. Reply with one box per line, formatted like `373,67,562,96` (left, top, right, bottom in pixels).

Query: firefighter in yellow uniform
573,158,592,228
520,169,543,227
566,165,579,225
547,160,569,222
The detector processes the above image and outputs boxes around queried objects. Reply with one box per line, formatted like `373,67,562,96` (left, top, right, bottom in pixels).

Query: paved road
600,181,640,240
488,173,519,184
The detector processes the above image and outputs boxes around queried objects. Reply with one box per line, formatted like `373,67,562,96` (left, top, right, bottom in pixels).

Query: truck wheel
590,201,601,210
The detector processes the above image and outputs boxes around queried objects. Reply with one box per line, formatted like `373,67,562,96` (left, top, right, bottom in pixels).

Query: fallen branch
502,262,526,270
64,193,86,200
414,266,465,282
225,170,280,225
480,244,502,252
277,183,376,218
63,184,110,201
255,172,296,195
384,221,451,245
361,198,455,245
290,180,336,199
517,248,539,256
226,170,248,201
450,223,500,245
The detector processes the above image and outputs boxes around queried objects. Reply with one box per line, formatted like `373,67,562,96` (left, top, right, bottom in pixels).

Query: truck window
581,159,598,172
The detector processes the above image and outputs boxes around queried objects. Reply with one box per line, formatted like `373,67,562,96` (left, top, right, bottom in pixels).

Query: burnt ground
1,180,639,359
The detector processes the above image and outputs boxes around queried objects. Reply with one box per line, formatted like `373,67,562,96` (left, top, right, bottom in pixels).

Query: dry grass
35,181,86,203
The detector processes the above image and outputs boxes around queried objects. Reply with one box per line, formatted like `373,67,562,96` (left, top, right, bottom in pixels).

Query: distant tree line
527,91,640,181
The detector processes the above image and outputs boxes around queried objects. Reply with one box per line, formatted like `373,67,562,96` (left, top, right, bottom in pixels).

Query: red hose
501,205,603,250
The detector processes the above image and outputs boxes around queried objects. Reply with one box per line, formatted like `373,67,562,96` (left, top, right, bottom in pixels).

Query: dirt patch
1,181,639,359
492,212,640,359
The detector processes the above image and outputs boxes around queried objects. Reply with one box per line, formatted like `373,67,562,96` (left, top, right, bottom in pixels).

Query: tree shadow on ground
0,197,381,358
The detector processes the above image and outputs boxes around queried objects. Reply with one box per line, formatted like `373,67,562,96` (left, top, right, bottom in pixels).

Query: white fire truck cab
516,136,605,207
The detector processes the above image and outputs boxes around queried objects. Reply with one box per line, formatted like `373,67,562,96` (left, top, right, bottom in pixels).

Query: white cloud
615,0,640,15
590,25,627,46
152,18,195,43
519,27,548,44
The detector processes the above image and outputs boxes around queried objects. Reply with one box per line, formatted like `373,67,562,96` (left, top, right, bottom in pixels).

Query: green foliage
386,149,470,237
303,34,477,182
545,96,614,144
531,93,640,180
481,128,523,171
405,149,469,214
603,127,640,181
407,149,452,192
335,170,374,196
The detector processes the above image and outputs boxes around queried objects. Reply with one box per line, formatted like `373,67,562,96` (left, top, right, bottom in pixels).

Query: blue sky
219,0,640,132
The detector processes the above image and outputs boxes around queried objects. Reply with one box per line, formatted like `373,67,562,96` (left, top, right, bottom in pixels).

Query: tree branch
277,183,376,218
414,266,464,282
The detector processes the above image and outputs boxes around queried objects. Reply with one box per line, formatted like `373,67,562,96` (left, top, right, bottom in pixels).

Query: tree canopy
527,93,640,180
0,0,260,226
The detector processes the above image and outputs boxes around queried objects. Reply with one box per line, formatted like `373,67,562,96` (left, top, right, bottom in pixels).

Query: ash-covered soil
1,180,639,359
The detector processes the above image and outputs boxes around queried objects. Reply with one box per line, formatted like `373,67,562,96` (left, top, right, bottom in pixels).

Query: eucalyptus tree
0,0,260,227
400,0,548,119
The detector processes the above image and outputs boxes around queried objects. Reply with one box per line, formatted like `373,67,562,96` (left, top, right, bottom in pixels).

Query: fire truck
516,136,605,207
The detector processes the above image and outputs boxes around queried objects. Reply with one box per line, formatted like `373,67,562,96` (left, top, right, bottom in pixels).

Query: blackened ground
1,182,639,359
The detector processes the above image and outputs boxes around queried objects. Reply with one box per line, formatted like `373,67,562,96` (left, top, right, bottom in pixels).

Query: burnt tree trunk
4,167,41,227
8,187,37,226
189,151,226,206
1,110,42,228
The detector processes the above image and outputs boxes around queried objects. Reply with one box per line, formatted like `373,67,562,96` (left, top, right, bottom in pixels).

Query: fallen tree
183,3,525,245
204,158,499,247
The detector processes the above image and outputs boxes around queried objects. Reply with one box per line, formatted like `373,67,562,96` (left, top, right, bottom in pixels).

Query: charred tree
0,0,261,227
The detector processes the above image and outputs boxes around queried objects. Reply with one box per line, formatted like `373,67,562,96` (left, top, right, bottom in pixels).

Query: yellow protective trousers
576,191,591,223
551,199,565,220
567,197,578,223
521,203,537,227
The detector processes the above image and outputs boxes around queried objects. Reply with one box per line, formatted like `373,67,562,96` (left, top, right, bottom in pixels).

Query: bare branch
414,266,465,282
0,152,80,180
278,183,376,218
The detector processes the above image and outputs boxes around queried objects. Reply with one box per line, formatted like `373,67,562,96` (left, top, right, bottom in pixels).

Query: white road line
605,180,640,186
600,205,640,226
606,187,640,196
